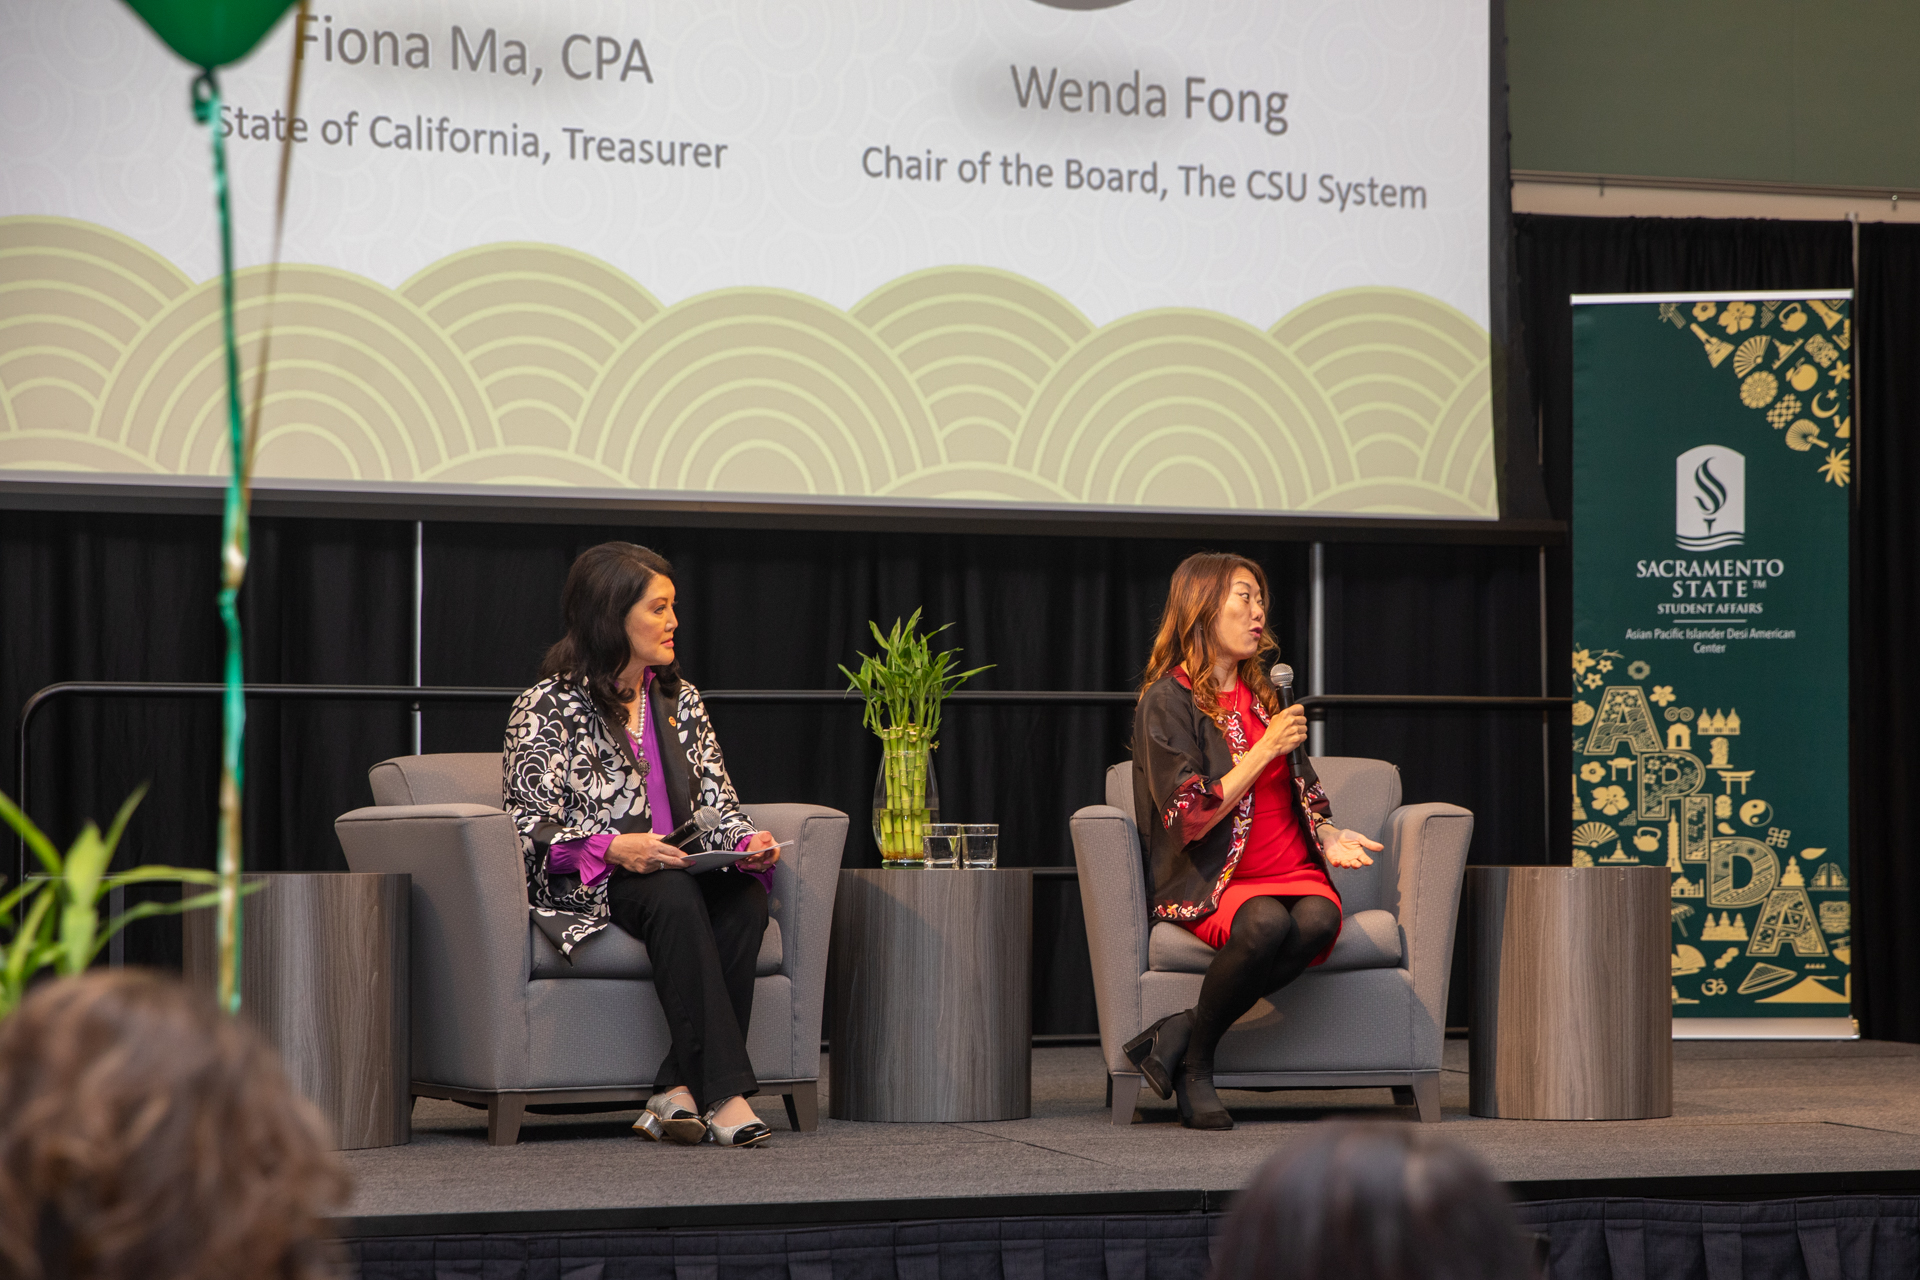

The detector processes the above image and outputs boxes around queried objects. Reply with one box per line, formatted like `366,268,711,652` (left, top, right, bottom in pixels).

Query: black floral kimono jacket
1131,674,1337,924
502,671,756,954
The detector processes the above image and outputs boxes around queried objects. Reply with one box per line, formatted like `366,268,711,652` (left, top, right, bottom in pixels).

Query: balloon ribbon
187,6,307,1015
192,70,247,1014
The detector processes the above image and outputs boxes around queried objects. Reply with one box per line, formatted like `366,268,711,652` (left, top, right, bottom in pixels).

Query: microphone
1270,662,1306,772
664,806,723,848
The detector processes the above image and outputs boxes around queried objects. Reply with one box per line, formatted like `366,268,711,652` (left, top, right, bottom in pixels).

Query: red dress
1180,680,1342,961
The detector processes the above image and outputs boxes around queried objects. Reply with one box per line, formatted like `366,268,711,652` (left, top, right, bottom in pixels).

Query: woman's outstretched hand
607,832,691,874
737,829,782,871
1318,825,1383,869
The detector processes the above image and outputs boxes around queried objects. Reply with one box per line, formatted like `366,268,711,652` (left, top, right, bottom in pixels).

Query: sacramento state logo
1675,444,1745,551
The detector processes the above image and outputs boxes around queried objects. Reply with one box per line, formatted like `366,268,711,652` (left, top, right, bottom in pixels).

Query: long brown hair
539,541,682,732
1141,552,1280,720
0,971,349,1280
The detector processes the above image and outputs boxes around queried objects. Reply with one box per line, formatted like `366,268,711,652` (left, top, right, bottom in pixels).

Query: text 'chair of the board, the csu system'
1072,757,1471,1124
335,752,847,1145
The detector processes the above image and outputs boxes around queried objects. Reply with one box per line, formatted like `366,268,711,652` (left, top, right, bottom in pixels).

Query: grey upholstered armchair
1070,757,1471,1124
333,753,847,1145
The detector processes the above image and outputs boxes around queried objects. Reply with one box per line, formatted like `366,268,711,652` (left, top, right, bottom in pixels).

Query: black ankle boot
1175,1061,1233,1130
1122,1011,1192,1100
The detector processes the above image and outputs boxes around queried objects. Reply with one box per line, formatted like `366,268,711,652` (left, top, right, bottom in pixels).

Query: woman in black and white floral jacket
503,542,781,1148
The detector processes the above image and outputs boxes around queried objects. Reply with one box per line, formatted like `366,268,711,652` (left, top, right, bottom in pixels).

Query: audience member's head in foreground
0,970,349,1280
1214,1120,1533,1280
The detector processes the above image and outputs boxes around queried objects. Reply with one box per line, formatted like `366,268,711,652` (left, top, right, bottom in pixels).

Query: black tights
1185,894,1342,1076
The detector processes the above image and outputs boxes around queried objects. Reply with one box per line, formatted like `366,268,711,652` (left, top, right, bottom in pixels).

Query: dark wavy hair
1212,1121,1532,1280
0,970,349,1280
539,542,681,731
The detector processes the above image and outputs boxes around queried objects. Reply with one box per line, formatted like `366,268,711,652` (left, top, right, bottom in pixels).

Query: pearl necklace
623,685,649,782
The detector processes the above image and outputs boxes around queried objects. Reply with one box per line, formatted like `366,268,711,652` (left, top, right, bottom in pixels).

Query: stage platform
337,1037,1920,1238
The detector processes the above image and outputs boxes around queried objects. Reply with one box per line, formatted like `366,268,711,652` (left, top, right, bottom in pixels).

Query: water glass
960,824,999,869
921,823,963,869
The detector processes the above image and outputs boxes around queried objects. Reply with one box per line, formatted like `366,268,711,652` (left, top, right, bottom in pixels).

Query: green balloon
121,0,297,71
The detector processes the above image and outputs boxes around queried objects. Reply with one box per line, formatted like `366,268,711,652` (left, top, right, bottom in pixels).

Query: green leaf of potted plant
0,787,244,1017
839,610,992,862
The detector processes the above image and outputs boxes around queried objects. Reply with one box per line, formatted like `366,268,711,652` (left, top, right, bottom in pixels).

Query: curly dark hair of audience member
539,540,682,732
0,970,350,1280
1213,1120,1532,1280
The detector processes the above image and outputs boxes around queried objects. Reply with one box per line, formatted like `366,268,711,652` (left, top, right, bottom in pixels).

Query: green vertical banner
1572,292,1853,1036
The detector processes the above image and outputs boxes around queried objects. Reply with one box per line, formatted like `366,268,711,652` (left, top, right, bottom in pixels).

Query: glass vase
872,730,939,863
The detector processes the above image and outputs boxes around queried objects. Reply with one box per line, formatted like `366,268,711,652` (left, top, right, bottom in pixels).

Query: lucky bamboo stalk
843,619,988,861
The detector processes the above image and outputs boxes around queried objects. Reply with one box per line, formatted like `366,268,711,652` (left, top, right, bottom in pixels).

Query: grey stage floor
338,1039,1920,1221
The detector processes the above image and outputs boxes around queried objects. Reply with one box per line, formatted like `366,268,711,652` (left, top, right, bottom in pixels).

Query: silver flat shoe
702,1101,772,1148
634,1091,707,1145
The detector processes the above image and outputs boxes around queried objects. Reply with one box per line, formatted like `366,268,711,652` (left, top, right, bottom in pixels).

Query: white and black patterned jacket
502,672,756,953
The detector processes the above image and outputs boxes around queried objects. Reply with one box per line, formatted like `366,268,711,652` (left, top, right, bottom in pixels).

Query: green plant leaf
0,791,63,879
839,611,991,742
0,880,38,919
0,787,216,992
89,878,261,962
3,888,58,1008
90,888,230,960
106,865,222,888
63,825,110,904
58,827,113,975
100,784,148,861
57,908,97,976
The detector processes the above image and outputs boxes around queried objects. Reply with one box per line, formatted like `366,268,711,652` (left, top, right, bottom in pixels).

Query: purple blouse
549,669,760,887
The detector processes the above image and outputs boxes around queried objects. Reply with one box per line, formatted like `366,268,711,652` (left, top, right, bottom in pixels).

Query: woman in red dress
1124,553,1383,1129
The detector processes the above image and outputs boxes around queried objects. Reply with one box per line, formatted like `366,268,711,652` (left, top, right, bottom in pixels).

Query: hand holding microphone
663,806,723,848
609,806,723,874
1265,662,1310,763
1190,662,1306,842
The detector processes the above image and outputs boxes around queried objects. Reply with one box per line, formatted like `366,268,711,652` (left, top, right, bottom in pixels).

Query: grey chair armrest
742,803,848,1081
1070,804,1150,1075
334,803,533,1090
1382,801,1474,1070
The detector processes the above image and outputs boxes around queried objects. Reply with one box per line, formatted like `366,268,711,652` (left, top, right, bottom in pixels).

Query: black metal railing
15,680,1569,882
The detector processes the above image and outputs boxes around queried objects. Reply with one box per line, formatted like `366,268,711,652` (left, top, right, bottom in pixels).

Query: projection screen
0,0,1496,519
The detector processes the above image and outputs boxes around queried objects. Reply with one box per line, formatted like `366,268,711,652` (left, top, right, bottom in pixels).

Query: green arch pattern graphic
0,216,1496,515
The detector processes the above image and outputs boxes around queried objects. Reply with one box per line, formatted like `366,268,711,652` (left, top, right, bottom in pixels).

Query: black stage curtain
1514,1196,1920,1280
337,1196,1920,1280
10,215,1912,1040
343,1213,1218,1280
415,520,1316,1039
4,512,1542,1033
0,512,416,967
1854,224,1920,1044
1513,214,1855,520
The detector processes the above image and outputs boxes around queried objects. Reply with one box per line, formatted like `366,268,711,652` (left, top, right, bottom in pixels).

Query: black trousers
606,867,767,1109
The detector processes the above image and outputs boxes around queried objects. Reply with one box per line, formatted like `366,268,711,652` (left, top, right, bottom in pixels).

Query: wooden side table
1467,866,1671,1120
185,872,409,1149
828,867,1032,1122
